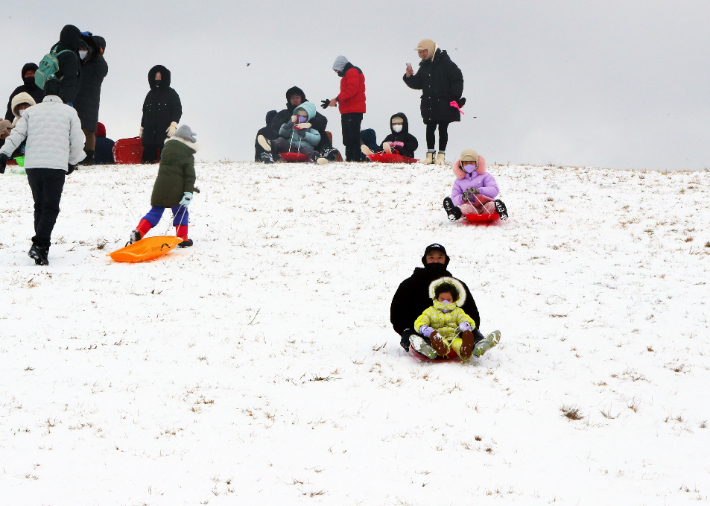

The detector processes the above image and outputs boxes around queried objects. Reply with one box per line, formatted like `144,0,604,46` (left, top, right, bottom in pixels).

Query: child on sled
442,149,508,221
360,112,419,159
128,124,197,247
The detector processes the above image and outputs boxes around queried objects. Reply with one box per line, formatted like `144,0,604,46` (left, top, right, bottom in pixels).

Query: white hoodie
0,96,85,171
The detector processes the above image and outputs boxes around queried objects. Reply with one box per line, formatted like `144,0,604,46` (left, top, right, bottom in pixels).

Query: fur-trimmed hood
165,135,198,152
11,92,37,118
453,154,486,179
428,277,467,307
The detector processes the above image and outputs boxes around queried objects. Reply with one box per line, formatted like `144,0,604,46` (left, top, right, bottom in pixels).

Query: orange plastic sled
109,236,182,263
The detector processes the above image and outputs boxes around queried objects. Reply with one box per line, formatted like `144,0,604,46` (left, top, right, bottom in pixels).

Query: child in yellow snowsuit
414,278,478,360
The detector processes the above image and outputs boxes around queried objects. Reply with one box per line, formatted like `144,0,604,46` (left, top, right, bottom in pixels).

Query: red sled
409,346,461,362
464,212,500,223
367,153,419,164
113,137,144,164
279,152,309,163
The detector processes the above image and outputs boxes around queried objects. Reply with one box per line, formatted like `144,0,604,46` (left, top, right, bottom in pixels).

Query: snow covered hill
1,162,708,505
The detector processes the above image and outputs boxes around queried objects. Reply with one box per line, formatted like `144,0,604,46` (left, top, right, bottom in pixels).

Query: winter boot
176,225,193,248
443,197,462,221
422,151,435,165
80,150,95,166
127,229,141,245
458,330,475,360
436,152,446,165
494,200,508,220
316,157,329,165
429,331,449,356
321,147,340,162
383,143,393,154
473,330,501,357
28,243,49,266
257,135,271,152
360,145,373,156
410,334,438,359
260,151,275,163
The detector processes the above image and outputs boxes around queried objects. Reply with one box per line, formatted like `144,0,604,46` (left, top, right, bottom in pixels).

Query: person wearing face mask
360,112,419,159
4,64,45,122
260,102,322,163
44,25,83,107
390,244,485,355
443,149,508,221
1,93,38,159
74,33,108,165
140,65,182,163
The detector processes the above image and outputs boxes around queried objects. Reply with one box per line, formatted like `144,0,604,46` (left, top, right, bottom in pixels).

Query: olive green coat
150,137,196,207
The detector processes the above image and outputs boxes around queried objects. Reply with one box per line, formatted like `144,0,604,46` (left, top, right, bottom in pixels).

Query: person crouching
128,125,197,247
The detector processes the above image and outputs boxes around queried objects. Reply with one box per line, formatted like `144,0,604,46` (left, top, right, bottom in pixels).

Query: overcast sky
2,0,708,170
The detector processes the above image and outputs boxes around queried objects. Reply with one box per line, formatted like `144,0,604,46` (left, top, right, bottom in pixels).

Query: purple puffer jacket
451,171,499,206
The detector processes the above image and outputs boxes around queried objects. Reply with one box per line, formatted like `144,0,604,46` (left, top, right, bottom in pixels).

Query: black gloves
320,99,330,110
0,153,7,174
67,163,77,175
457,97,466,107
400,328,414,351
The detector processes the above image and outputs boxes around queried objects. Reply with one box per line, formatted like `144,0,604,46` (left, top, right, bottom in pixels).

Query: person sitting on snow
255,109,278,162
413,279,487,360
94,122,114,164
127,124,197,248
261,102,323,163
361,113,419,159
443,149,508,221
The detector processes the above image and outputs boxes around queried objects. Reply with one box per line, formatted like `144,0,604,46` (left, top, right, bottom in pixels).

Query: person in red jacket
322,55,366,162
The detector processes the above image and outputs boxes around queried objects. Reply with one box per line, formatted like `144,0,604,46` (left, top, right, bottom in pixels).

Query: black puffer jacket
403,49,464,123
380,112,419,158
74,35,108,132
4,63,45,121
53,25,83,105
141,65,182,147
271,86,331,151
390,263,481,336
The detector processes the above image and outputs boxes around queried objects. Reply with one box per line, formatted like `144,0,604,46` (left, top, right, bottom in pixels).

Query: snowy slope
0,162,708,505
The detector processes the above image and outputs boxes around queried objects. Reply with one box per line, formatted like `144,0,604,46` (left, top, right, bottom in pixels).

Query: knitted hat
332,55,349,72
415,39,436,56
96,122,106,137
44,78,63,98
422,243,450,266
174,124,197,143
11,92,36,118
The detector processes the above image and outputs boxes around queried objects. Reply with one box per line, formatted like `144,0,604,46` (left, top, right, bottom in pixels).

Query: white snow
1,162,709,505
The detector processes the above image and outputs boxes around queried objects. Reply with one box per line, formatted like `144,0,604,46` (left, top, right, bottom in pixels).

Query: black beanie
265,109,278,125
421,243,450,266
44,78,63,99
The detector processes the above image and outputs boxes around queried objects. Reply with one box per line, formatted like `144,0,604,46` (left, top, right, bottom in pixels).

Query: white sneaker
473,331,501,357
360,145,373,156
257,135,271,152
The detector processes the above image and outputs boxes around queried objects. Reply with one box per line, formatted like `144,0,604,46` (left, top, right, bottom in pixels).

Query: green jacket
150,137,196,207
414,301,476,341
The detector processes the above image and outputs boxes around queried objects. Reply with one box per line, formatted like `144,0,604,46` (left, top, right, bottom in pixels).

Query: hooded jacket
52,25,83,105
0,95,86,170
337,62,366,114
150,136,196,207
414,278,477,341
271,86,331,150
403,48,464,123
390,263,481,336
255,109,279,161
450,156,499,206
141,65,182,147
74,35,108,132
380,113,419,158
4,63,45,122
278,101,321,149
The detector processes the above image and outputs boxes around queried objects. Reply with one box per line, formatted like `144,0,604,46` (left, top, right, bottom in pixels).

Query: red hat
96,122,106,137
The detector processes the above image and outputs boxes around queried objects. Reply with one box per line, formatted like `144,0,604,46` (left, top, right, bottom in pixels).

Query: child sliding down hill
127,125,197,247
443,149,508,221
413,278,500,360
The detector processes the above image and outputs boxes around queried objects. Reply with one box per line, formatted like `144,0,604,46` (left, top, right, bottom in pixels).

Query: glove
419,325,435,338
459,322,472,332
0,153,8,174
290,115,298,123
139,126,143,138
321,99,330,109
392,141,404,148
166,122,178,137
67,163,77,175
400,328,414,351
295,122,311,130
179,192,193,207
457,97,466,107
462,187,480,200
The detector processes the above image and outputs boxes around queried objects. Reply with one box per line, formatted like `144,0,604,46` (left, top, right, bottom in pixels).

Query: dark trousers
26,168,66,248
341,113,363,162
425,121,450,151
142,144,162,164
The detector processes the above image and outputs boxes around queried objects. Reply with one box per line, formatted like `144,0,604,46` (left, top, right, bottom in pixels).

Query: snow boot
421,151,435,165
473,330,501,357
494,200,508,221
260,151,275,163
28,243,49,266
410,334,438,359
436,152,446,165
383,143,393,154
316,157,329,165
429,331,449,356
178,239,193,248
127,219,152,245
458,330,475,360
443,197,462,221
257,135,271,152
80,150,95,165
360,145,373,156
321,147,339,162
176,226,192,247
127,229,141,245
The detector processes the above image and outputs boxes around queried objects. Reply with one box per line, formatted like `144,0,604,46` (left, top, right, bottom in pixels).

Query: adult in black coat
380,112,419,158
403,39,464,165
4,63,44,121
140,65,182,163
51,25,83,106
255,110,279,162
271,86,331,152
74,34,108,165
390,244,482,352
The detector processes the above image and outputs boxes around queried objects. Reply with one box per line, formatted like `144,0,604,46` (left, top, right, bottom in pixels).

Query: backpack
35,45,74,89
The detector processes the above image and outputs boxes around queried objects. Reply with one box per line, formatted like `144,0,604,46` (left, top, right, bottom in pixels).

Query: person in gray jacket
0,79,85,265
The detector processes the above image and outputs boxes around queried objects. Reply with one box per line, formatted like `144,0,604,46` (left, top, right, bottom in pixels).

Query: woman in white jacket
0,79,85,265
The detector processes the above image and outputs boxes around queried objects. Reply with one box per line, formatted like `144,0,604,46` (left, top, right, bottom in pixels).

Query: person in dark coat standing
140,65,182,163
269,86,332,154
4,63,44,122
390,244,484,354
255,110,278,162
322,56,366,162
403,39,464,166
94,122,114,164
51,25,83,106
74,34,108,165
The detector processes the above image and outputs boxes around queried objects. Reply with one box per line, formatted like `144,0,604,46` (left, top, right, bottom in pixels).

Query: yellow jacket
414,301,477,341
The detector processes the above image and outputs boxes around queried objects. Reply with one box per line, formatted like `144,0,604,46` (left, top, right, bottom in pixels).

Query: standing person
4,63,44,121
43,25,83,107
0,79,85,266
140,65,182,164
403,39,464,165
74,33,108,165
322,56,366,162
94,122,115,164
